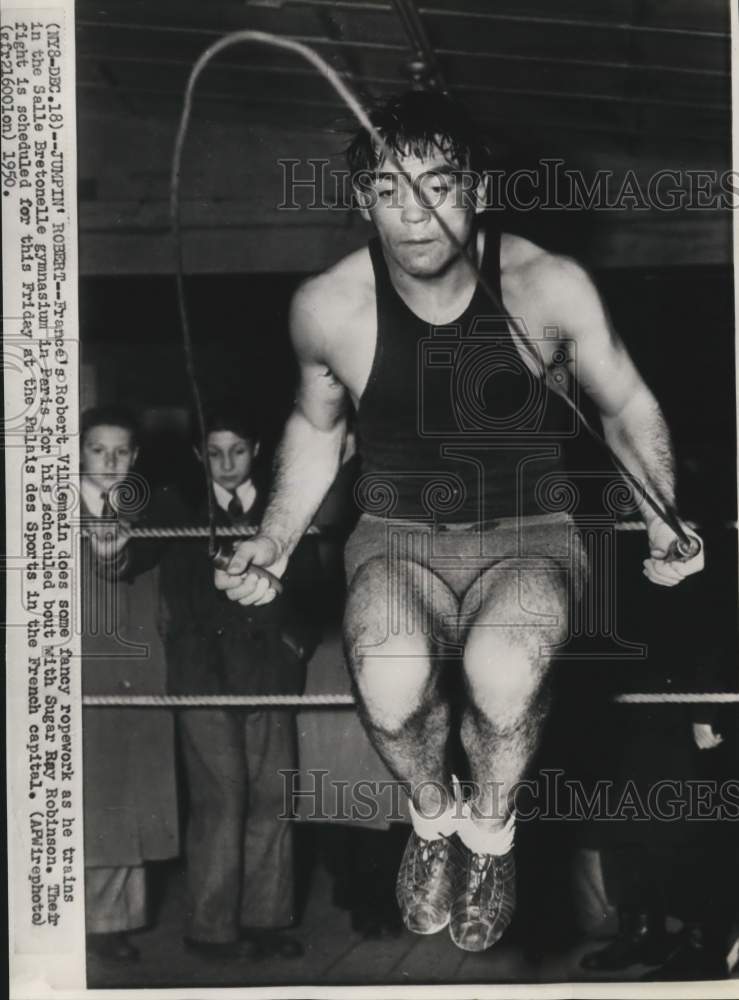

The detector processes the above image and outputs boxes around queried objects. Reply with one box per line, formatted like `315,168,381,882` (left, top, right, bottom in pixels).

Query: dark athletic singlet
355,228,571,523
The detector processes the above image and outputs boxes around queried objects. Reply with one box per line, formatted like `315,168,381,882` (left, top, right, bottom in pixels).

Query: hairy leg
459,557,570,830
344,553,458,814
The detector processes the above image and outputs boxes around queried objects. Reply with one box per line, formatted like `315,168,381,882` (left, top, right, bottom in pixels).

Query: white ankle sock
456,806,515,856
408,792,457,841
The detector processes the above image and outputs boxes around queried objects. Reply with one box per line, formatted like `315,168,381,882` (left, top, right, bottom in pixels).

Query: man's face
359,143,484,278
81,424,138,493
205,430,257,492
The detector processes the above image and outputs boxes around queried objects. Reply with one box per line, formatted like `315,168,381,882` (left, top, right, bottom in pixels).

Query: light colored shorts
344,511,588,603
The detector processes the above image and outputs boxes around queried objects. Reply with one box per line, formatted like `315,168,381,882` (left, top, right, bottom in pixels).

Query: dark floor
85,834,735,991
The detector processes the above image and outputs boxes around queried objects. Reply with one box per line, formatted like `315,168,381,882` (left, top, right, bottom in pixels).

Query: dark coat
161,497,321,697
81,486,182,868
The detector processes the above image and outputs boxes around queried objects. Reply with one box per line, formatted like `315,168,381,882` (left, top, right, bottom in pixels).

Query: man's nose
400,183,431,224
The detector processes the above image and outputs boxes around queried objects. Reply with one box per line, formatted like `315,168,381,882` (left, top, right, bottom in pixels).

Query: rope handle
667,534,702,562
211,539,284,595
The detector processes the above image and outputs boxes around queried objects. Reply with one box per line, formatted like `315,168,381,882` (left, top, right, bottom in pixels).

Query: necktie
100,491,115,517
228,492,244,522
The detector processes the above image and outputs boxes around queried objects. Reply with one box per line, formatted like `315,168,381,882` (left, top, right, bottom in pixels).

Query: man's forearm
260,409,346,558
601,388,676,525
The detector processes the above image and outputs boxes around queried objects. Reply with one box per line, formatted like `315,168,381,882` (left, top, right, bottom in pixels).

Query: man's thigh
343,516,459,656
461,555,572,651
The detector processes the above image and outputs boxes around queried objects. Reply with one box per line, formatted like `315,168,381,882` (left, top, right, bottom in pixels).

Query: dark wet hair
81,405,139,447
346,91,493,176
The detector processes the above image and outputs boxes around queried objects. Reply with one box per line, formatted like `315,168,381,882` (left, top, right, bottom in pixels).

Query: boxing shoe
449,843,517,952
396,831,460,935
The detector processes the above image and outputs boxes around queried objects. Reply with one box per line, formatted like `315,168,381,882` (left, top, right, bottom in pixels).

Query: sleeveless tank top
355,228,571,523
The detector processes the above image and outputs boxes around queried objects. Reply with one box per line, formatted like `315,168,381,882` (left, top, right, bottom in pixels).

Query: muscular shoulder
501,233,603,339
290,246,374,362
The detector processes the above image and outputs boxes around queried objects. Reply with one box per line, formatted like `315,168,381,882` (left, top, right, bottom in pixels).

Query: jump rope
170,30,701,592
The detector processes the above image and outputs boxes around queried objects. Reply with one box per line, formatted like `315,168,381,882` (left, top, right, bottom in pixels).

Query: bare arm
545,256,702,583
216,279,348,605
260,319,348,559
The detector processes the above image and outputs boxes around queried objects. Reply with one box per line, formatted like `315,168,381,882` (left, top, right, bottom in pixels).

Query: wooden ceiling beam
76,51,729,114
76,19,729,78
75,80,728,147
281,0,729,39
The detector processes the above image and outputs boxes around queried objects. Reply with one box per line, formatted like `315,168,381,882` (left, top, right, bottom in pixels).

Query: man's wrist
258,530,289,561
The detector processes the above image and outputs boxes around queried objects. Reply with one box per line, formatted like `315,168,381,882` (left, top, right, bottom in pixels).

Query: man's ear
131,447,140,467
192,444,202,464
253,441,261,459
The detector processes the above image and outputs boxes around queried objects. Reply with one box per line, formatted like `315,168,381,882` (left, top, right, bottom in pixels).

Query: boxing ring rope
82,521,735,538
86,525,259,539
82,692,738,706
83,694,356,707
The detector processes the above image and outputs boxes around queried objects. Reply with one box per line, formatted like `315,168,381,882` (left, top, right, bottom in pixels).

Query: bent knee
353,639,434,731
463,630,547,720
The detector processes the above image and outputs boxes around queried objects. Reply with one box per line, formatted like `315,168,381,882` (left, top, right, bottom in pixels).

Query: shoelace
465,853,512,925
465,853,494,909
418,837,446,867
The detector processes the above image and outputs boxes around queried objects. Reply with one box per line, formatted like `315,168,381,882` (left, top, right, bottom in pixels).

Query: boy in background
162,405,319,960
80,406,179,963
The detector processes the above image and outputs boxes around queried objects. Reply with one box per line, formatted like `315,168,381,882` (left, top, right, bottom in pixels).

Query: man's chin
397,252,447,278
394,242,460,277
